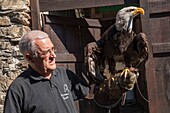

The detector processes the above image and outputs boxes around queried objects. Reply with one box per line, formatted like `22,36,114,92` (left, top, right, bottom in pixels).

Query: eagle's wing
124,32,149,69
84,42,104,83
84,25,120,82
118,32,148,90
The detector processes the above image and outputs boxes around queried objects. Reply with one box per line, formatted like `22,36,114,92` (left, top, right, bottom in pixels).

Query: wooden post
30,0,41,30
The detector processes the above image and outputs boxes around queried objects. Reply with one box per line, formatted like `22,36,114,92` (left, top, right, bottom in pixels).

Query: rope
93,95,122,111
136,80,150,103
93,68,149,113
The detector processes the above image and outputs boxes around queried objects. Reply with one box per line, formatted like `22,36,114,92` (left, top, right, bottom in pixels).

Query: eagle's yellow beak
132,7,145,15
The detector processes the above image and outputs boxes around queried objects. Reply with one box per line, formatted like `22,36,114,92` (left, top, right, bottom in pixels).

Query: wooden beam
44,15,104,28
30,0,41,30
140,1,158,113
152,42,170,54
39,0,124,12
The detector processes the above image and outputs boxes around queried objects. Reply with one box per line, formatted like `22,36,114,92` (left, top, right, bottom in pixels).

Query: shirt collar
27,65,48,81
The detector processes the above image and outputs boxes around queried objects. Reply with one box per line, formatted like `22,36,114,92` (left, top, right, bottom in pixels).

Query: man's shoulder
53,67,76,78
17,70,30,80
53,67,66,74
56,67,66,71
7,70,30,93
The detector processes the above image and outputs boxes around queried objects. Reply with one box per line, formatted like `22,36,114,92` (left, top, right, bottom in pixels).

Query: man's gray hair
19,30,49,56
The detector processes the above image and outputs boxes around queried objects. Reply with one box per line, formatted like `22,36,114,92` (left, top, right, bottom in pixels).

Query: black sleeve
66,69,90,100
3,89,22,113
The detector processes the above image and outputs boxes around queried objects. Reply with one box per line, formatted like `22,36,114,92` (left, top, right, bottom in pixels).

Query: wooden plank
148,0,170,14
39,0,124,12
153,57,170,113
149,17,170,44
44,15,104,28
140,0,170,113
152,42,170,54
30,0,41,30
140,1,158,113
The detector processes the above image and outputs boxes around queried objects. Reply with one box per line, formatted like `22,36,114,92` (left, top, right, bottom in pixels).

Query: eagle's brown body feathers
85,25,148,82
85,6,148,83
84,6,148,106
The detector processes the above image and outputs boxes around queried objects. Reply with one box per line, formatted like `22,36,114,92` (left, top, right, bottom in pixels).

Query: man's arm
66,69,90,100
3,89,22,113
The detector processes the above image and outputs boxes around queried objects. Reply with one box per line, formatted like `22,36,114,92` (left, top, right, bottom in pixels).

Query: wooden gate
38,14,147,113
140,0,170,113
41,15,117,113
41,15,113,73
30,0,170,113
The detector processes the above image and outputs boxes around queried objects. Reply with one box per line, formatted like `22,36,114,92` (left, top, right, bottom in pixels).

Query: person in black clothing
3,30,90,113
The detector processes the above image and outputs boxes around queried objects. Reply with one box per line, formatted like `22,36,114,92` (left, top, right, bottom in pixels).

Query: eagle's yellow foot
120,68,130,80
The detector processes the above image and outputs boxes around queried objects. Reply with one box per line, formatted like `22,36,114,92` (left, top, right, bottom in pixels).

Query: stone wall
0,0,31,112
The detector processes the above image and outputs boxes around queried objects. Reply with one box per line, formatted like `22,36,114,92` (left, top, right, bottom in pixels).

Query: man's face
30,37,56,75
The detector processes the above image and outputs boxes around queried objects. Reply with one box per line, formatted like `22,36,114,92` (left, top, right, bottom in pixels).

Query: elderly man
3,30,90,113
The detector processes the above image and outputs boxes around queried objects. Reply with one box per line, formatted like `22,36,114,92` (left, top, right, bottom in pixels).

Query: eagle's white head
115,6,144,33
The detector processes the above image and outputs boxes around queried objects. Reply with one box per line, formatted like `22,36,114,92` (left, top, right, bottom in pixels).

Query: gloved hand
118,69,138,90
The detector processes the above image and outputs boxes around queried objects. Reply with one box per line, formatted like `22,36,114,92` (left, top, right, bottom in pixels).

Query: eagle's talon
120,68,130,81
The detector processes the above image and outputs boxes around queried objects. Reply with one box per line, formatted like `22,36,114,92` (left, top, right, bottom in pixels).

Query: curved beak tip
137,7,145,15
132,7,145,15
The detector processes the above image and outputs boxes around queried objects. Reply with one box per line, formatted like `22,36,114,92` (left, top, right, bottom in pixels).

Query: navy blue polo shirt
4,67,89,113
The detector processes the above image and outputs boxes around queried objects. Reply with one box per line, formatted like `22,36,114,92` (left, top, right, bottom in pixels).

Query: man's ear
25,53,32,61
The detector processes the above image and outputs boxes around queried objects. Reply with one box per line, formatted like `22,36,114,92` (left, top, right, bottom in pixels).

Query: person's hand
118,69,138,90
85,84,95,99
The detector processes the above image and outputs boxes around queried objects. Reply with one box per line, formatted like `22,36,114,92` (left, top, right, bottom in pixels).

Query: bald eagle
84,6,148,106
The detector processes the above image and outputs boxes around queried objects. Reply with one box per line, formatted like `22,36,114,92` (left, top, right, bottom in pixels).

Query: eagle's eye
127,9,135,12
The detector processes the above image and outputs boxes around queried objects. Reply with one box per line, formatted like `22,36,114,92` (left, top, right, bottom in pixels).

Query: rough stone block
0,17,11,27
